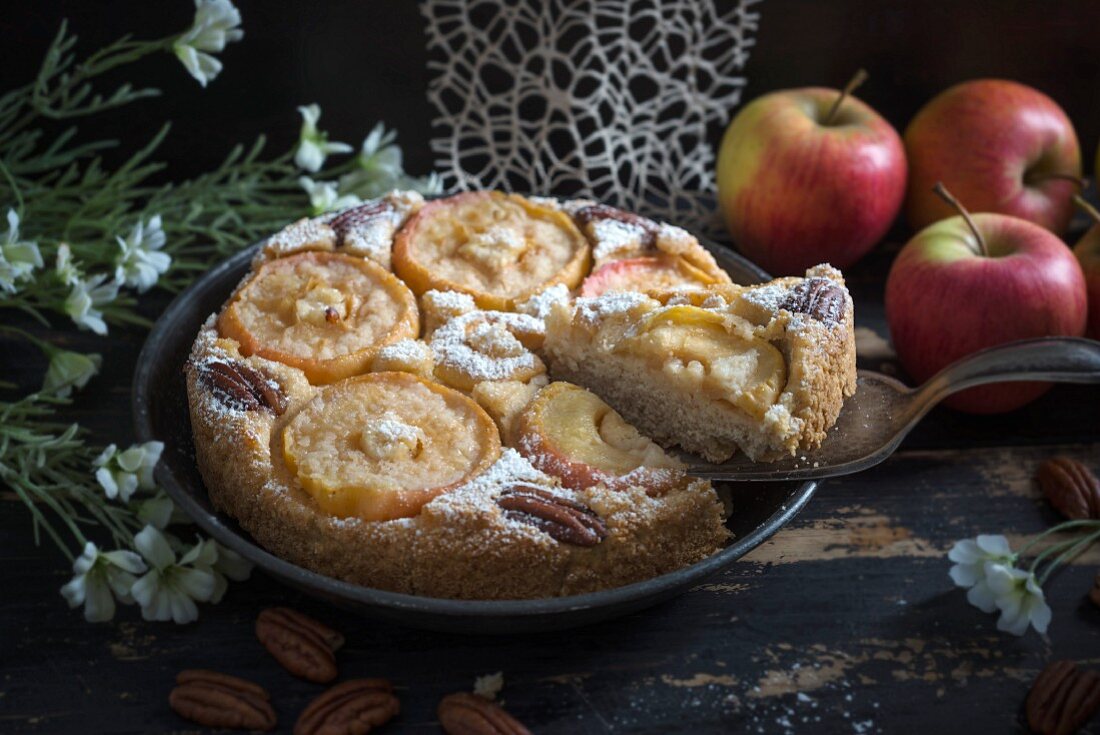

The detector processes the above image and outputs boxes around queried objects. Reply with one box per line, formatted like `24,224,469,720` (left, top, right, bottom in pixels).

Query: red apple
716,70,906,275
1072,195,1100,338
886,185,1088,413
904,79,1081,235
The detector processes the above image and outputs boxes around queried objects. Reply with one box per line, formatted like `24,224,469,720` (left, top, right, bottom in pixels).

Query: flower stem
1016,519,1100,558
1038,529,1100,586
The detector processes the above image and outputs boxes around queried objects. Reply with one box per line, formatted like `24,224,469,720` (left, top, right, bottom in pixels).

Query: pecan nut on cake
185,190,856,599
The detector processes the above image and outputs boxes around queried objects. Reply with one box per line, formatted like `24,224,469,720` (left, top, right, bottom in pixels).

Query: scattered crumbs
473,671,504,700
796,692,812,703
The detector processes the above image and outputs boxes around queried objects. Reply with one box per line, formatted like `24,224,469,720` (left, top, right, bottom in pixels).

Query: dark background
3,0,1098,191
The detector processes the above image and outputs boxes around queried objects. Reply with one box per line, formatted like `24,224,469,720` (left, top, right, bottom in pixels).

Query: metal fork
686,337,1100,482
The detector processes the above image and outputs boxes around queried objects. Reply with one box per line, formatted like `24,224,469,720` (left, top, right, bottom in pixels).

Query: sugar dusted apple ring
217,251,418,384
515,381,685,494
281,372,501,522
429,309,547,392
579,254,722,297
393,191,591,310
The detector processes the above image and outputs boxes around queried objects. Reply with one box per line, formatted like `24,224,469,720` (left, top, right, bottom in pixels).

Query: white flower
94,441,164,503
64,274,119,335
357,123,402,175
948,534,1018,614
55,243,81,286
948,534,1015,588
295,104,353,173
136,491,178,529
173,0,244,87
0,209,43,293
42,348,102,397
115,215,170,292
60,541,147,623
985,563,1052,636
299,176,359,215
189,538,253,603
130,526,217,624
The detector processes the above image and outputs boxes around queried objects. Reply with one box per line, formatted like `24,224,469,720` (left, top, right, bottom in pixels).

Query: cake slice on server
541,264,857,462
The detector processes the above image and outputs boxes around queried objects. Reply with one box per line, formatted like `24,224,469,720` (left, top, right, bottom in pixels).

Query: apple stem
1025,171,1086,189
1074,194,1100,226
932,182,989,258
823,69,869,126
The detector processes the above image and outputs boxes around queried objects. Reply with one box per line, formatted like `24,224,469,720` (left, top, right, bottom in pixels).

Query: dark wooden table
2,240,1099,735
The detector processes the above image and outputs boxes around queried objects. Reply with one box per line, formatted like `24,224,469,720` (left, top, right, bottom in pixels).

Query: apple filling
515,381,684,494
282,372,501,522
218,251,418,384
621,305,786,418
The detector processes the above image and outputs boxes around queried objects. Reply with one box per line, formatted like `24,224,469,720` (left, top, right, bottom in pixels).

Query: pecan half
779,277,847,324
169,669,276,731
256,607,345,683
438,692,531,735
1038,457,1100,520
497,485,608,547
1026,660,1100,735
329,200,393,248
195,359,287,415
572,203,658,247
294,679,399,735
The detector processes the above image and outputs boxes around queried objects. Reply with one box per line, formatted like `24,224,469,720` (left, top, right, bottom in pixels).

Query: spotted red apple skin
904,79,1081,235
716,86,906,276
886,212,1088,414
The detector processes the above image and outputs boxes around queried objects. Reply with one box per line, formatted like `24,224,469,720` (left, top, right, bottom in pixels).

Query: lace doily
422,0,761,236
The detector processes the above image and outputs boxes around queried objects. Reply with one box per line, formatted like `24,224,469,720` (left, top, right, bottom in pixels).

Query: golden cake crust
186,321,728,599
185,190,856,600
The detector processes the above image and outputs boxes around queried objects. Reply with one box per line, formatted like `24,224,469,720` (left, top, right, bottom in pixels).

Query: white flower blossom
94,441,164,503
173,0,244,87
0,209,43,293
64,274,119,335
55,243,81,286
985,564,1052,636
136,491,178,530
299,176,359,215
190,538,253,603
948,534,1015,587
357,123,402,176
130,526,217,624
42,348,102,397
60,541,147,623
115,215,170,292
295,104,353,173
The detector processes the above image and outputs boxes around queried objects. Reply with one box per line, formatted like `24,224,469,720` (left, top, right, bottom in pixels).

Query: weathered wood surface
2,242,1099,734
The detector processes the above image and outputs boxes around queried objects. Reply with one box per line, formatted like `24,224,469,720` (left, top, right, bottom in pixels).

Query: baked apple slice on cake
392,191,591,311
281,372,501,522
515,381,686,494
218,251,418,384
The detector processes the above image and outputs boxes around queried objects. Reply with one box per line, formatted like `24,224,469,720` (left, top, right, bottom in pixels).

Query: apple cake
185,190,856,600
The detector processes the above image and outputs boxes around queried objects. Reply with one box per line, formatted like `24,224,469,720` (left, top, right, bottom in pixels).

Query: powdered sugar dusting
262,218,334,258
377,338,432,364
590,217,648,261
430,310,544,381
515,283,570,322
574,291,651,327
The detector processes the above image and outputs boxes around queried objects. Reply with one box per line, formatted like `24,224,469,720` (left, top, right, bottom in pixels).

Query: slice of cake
542,264,857,462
